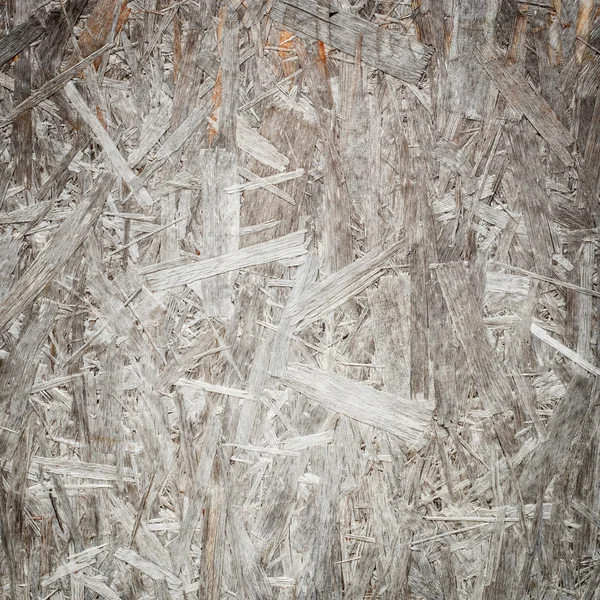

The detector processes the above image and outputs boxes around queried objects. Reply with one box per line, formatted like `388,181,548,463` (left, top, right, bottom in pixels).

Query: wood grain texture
0,13,44,68
0,1,598,599
271,0,433,84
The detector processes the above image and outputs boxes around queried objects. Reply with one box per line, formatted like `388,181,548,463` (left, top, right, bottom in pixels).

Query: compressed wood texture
0,2,599,599
270,0,433,84
0,13,44,68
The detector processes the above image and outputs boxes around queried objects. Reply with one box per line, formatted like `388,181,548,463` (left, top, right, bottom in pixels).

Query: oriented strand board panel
0,1,599,599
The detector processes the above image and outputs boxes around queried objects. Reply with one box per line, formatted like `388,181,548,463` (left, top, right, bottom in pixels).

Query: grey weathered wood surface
270,0,433,85
0,1,599,599
0,13,44,68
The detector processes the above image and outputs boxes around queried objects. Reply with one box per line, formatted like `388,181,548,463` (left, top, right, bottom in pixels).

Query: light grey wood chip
143,230,307,291
64,82,154,206
436,262,515,415
0,13,44,68
475,43,575,167
271,0,433,84
0,174,114,331
281,363,432,444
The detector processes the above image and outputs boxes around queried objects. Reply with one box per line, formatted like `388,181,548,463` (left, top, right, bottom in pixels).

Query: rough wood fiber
271,0,433,84
0,13,44,68
0,1,599,599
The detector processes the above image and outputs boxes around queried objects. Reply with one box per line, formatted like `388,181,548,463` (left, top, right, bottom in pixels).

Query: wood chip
143,230,307,291
1,3,598,598
475,43,575,166
271,0,433,84
281,363,432,445
0,14,45,68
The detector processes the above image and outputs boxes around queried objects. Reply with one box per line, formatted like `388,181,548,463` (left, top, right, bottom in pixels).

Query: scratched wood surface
0,1,599,598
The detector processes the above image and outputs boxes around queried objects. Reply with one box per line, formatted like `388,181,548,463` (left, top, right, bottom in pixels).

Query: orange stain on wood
279,29,296,77
209,70,222,144
96,105,107,130
316,40,330,79
506,5,529,65
173,13,182,85
576,0,594,63
411,0,426,44
317,40,327,62
216,7,226,54
209,8,227,144
78,0,131,67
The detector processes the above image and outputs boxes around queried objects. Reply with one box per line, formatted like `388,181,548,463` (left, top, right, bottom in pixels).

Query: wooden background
0,0,599,598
